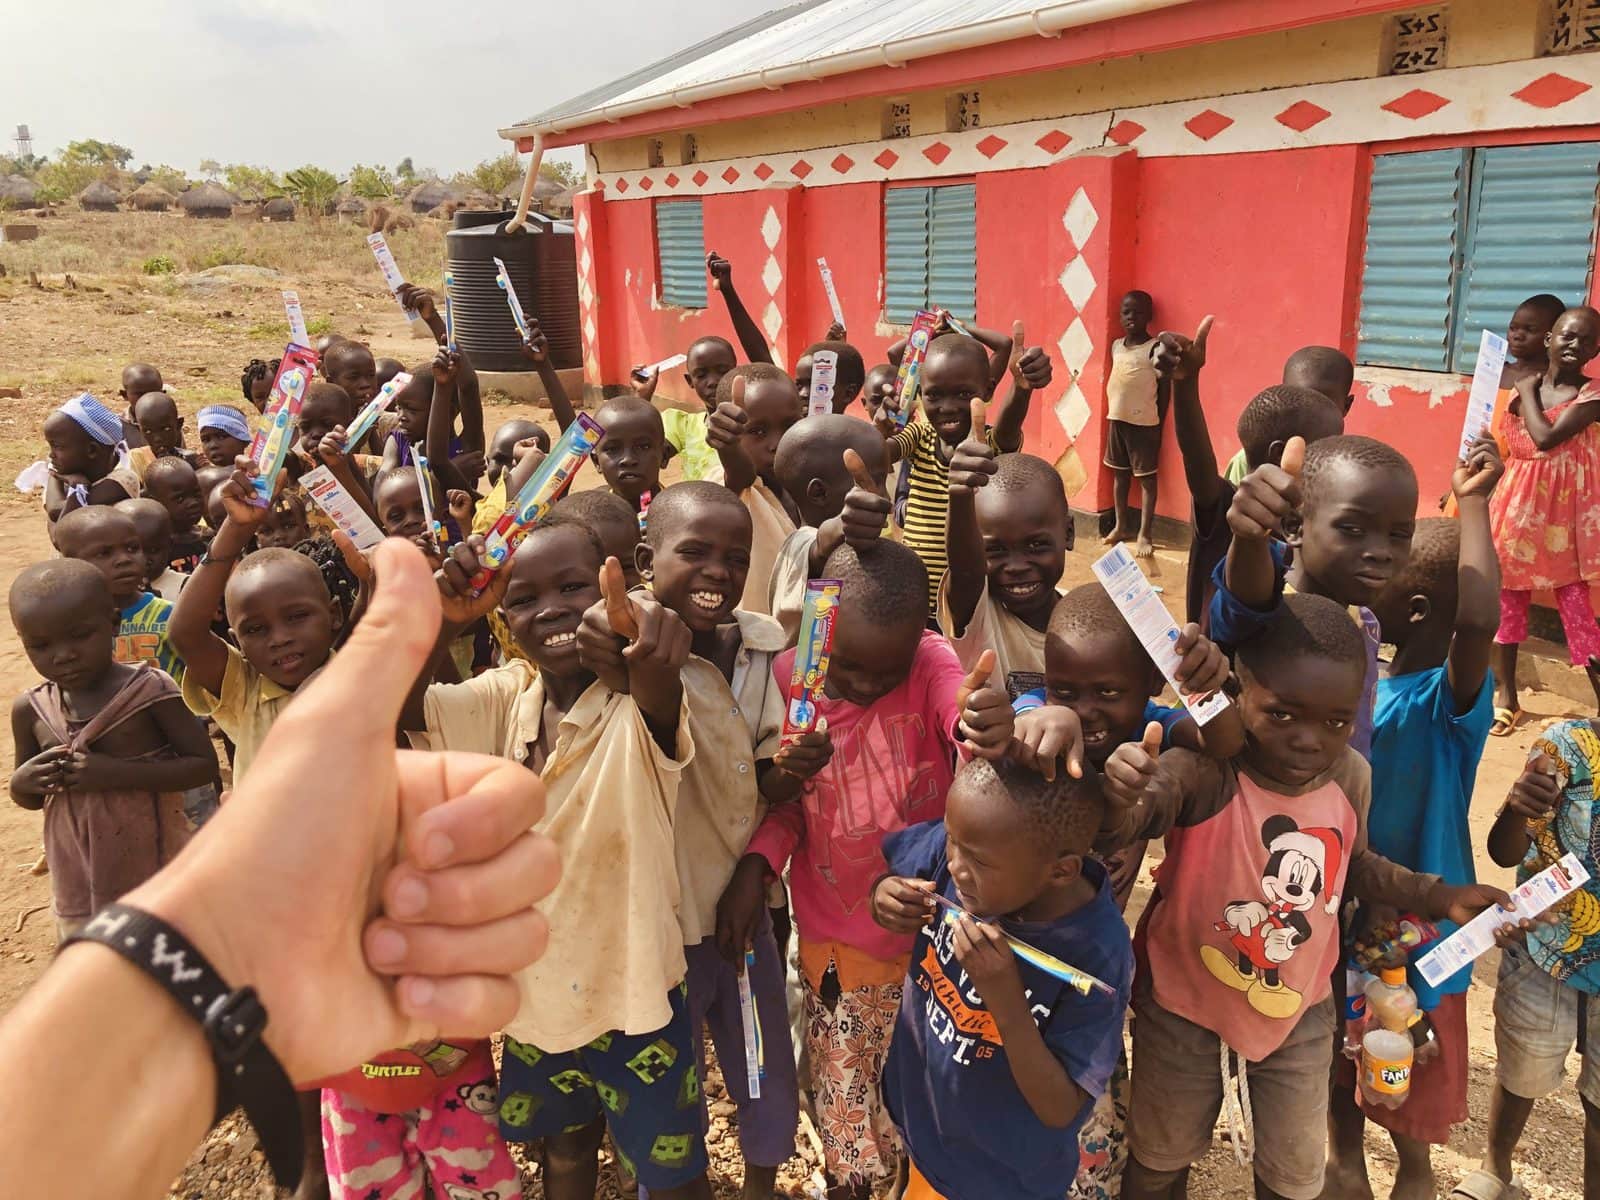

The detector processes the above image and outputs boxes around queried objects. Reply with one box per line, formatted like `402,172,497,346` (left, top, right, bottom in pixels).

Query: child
707,250,778,368
644,334,738,483
407,519,713,1200
640,482,820,1200
873,757,1134,1200
885,331,1046,611
240,358,277,414
1098,593,1508,1200
717,540,1016,1197
943,410,1073,697
1322,441,1504,1200
1489,305,1600,732
1219,346,1357,485
255,491,313,552
116,498,187,601
312,1038,519,1200
561,487,643,588
321,339,378,406
197,405,253,468
591,393,667,513
769,414,892,642
706,366,803,613
53,506,185,685
170,471,343,781
485,417,548,489
1474,720,1600,1199
142,457,211,574
373,356,405,390
42,393,141,521
1211,434,1420,758
1501,293,1566,392
1102,291,1164,558
796,339,866,416
8,560,213,941
127,392,196,478
117,362,163,446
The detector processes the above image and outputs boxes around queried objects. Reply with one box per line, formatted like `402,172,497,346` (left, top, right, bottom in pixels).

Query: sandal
1449,1168,1519,1200
1489,707,1525,737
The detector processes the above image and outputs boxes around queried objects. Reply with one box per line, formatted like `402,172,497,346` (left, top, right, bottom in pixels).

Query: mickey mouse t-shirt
881,821,1133,1200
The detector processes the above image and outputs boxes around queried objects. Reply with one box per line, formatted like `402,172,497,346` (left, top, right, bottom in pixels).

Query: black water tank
444,210,582,373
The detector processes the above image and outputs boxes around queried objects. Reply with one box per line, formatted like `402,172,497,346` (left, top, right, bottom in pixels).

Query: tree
198,158,223,181
143,164,190,193
540,159,582,189
224,163,282,201
348,163,396,200
469,153,522,195
395,157,416,184
282,165,340,216
34,158,102,203
63,139,133,169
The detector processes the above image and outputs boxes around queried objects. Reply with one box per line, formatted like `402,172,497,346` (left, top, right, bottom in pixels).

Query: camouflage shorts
498,981,707,1190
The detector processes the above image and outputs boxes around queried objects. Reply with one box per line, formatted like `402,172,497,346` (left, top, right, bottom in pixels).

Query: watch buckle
204,986,266,1065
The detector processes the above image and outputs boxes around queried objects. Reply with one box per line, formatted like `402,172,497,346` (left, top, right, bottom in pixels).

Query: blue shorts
498,983,707,1189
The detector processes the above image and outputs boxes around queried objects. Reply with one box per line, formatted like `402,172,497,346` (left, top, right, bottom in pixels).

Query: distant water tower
14,126,32,158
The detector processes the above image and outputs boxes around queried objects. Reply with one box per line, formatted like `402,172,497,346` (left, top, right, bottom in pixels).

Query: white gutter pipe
505,130,545,234
497,0,1190,142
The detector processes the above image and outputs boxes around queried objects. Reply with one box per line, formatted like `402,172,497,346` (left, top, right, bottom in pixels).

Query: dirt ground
0,212,1588,1198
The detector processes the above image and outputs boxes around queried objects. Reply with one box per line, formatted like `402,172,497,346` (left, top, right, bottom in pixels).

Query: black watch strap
63,904,304,1190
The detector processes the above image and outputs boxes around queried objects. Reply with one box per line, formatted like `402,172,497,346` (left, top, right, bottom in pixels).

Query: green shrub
142,254,177,275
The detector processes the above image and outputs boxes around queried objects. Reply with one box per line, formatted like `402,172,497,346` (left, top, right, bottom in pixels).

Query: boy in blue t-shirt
1322,438,1503,1200
871,756,1134,1200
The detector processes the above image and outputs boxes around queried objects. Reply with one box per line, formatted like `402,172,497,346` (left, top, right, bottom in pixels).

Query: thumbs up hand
706,373,750,452
948,397,999,498
1102,720,1164,811
1007,320,1053,392
1150,314,1213,381
1227,435,1305,542
838,448,892,549
956,649,1015,760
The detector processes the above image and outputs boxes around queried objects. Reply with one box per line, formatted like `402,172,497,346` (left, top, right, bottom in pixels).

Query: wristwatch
63,904,303,1189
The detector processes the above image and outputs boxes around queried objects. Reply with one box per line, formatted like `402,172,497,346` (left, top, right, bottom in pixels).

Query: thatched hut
127,182,177,212
404,180,455,214
79,181,120,212
459,189,502,211
336,196,368,224
262,196,296,222
0,175,38,210
179,182,238,218
548,185,579,220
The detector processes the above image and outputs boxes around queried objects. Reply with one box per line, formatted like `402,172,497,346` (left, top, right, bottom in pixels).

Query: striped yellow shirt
889,420,997,613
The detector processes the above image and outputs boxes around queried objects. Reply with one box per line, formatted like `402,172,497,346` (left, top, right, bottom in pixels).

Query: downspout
504,130,545,233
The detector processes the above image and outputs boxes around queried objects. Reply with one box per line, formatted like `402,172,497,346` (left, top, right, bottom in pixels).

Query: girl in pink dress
1489,305,1600,732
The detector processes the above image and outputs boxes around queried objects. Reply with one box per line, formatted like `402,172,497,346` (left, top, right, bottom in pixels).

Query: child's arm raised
424,348,472,495
961,320,1016,395
1160,625,1246,758
989,323,1049,453
521,320,578,432
706,251,775,366
9,697,62,811
1513,374,1600,451
955,651,1016,761
395,282,447,346
1152,317,1224,512
62,697,216,794
808,449,894,576
316,428,383,526
1488,753,1558,868
951,914,1090,1128
1221,436,1303,611
1447,435,1505,713
170,467,277,698
945,399,999,634
706,375,758,493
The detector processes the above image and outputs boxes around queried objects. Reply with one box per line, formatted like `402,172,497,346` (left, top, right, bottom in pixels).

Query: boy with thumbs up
882,324,1049,615
404,524,715,1200
1098,592,1509,1200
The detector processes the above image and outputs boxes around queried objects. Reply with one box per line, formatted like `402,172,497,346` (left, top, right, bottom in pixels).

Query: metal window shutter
1450,142,1600,373
884,186,931,323
656,200,707,308
928,183,978,320
1357,149,1468,372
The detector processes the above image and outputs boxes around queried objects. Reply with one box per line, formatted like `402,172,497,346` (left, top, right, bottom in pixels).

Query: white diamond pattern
761,256,783,295
1057,317,1094,378
1062,188,1099,250
761,300,783,344
760,207,782,249
1053,382,1092,440
1057,256,1096,311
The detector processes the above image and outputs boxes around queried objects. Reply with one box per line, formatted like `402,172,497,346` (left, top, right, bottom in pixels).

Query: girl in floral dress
1489,305,1600,733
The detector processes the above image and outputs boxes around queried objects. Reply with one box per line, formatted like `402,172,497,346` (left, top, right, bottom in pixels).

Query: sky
0,0,773,178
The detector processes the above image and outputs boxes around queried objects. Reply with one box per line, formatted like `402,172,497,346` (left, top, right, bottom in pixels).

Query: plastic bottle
1359,968,1418,1108
1365,967,1419,1031
1342,965,1371,1059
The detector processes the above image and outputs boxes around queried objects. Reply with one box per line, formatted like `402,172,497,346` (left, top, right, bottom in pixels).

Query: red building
501,0,1600,531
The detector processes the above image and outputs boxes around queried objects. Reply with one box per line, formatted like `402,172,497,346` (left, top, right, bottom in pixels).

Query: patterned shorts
498,983,708,1191
802,966,903,1187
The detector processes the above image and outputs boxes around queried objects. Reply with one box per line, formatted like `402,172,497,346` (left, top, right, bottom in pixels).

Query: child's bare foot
1389,1165,1437,1200
1134,535,1154,558
1318,1160,1375,1200
1101,528,1126,546
26,851,47,876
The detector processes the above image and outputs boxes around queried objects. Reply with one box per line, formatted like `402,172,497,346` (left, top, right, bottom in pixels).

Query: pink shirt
747,631,966,962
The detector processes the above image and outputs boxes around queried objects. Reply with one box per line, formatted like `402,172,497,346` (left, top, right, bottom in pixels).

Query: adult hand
126,539,558,1084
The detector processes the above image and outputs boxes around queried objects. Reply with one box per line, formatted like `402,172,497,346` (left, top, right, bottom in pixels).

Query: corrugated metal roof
509,0,1183,136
